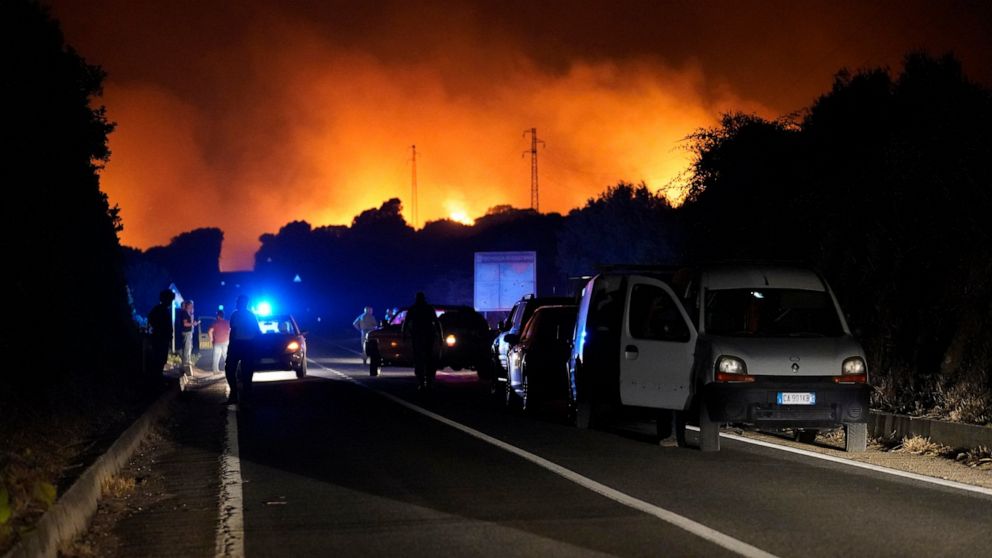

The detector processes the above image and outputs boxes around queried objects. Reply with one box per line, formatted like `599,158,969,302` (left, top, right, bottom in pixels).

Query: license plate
777,392,816,405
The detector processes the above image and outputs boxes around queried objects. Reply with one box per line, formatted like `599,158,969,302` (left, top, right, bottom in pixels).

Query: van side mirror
504,333,520,345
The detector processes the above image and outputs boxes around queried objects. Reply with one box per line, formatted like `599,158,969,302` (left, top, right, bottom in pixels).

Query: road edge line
317,365,778,558
696,427,992,498
215,406,245,558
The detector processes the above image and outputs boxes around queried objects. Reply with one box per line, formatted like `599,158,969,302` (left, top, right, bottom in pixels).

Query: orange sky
48,1,992,270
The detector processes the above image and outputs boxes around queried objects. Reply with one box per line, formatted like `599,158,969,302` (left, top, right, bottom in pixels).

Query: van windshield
704,289,844,337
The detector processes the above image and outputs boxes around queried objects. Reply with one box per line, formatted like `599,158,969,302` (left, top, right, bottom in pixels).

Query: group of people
353,292,441,391
148,289,445,404
146,291,260,406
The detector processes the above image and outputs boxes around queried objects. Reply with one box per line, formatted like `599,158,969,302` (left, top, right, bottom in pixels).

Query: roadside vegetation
0,1,161,553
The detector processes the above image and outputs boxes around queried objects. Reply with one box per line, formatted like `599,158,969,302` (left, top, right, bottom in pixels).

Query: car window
705,288,843,337
555,312,577,343
629,284,690,342
588,275,624,333
258,318,296,335
511,302,527,331
391,310,407,326
520,310,541,342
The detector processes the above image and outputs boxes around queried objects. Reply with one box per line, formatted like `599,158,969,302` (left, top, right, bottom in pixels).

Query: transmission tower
523,128,544,211
411,144,418,228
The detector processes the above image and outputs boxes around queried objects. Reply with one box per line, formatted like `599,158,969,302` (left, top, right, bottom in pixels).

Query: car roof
700,265,826,291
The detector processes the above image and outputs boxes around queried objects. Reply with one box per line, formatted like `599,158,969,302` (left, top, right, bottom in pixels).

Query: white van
568,264,870,452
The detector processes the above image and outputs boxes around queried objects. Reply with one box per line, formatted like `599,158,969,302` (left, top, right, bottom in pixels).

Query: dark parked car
366,305,494,377
505,305,577,412
253,314,308,378
490,294,573,383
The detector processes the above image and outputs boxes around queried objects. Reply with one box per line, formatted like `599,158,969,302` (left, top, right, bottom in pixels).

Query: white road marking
688,427,992,498
216,405,245,558
314,362,778,558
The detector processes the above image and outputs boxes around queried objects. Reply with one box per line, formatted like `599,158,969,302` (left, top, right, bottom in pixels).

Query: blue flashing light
218,304,225,311
255,301,273,317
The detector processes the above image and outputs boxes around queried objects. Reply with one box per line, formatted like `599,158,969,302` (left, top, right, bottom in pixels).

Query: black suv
489,294,573,384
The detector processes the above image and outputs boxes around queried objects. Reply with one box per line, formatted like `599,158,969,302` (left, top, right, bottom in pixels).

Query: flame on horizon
96,9,774,270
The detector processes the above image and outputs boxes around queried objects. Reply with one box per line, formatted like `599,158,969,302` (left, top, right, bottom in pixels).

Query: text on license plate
777,392,816,405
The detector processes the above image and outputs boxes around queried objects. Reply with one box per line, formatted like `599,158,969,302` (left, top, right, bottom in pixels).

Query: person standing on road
225,295,260,406
209,309,231,373
353,306,378,364
178,300,200,375
402,292,441,391
147,289,175,378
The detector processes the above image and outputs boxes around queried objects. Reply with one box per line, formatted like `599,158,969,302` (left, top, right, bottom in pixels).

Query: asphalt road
229,340,992,557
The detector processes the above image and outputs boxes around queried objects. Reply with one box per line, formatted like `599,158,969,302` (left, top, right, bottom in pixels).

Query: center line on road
315,363,779,558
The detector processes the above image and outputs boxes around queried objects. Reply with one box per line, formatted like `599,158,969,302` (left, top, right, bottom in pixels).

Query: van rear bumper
702,377,870,427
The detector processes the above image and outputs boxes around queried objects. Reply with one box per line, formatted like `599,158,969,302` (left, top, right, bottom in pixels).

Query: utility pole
411,144,418,228
523,128,544,211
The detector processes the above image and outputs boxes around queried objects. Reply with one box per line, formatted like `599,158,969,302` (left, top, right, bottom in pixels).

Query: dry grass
935,379,992,425
100,476,136,499
894,435,953,457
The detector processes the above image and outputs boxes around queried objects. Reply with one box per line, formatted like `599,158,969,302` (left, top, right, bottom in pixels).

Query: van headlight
445,334,457,347
842,357,866,375
716,356,747,375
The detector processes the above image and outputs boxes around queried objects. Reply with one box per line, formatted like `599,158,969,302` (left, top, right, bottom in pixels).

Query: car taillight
715,371,756,383
834,373,866,384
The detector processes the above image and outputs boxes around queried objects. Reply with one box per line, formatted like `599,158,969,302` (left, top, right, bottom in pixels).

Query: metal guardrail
868,411,992,449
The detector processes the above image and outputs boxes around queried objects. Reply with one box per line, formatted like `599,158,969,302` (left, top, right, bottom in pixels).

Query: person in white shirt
353,306,378,364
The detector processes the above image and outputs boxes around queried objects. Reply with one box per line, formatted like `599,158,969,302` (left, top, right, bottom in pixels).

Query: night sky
47,0,992,269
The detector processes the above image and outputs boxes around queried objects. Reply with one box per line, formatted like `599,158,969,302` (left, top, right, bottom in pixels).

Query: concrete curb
869,411,992,450
3,385,179,558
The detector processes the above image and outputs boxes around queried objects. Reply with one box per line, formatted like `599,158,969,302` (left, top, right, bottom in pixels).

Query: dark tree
557,182,681,278
1,1,136,401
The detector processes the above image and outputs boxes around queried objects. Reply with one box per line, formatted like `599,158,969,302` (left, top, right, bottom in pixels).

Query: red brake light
715,372,755,383
834,373,866,384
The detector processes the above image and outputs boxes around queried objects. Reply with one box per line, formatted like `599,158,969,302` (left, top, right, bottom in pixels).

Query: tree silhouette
1,0,136,403
557,182,681,278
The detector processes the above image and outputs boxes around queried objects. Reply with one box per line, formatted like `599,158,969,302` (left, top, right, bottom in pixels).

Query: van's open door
619,275,697,410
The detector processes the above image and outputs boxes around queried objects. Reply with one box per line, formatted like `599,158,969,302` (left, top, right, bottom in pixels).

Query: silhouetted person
177,300,200,375
353,306,377,364
209,309,231,373
403,292,441,391
147,289,175,378
225,295,260,406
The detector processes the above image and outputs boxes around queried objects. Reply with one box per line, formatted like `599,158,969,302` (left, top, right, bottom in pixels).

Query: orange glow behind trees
93,13,773,270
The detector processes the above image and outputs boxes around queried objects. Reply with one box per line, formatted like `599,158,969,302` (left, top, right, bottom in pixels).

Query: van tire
845,422,867,452
698,399,720,452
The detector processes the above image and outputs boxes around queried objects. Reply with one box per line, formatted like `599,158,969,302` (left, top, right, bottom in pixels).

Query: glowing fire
93,17,773,270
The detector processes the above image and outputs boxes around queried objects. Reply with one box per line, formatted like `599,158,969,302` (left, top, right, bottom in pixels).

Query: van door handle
624,345,639,360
